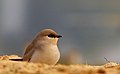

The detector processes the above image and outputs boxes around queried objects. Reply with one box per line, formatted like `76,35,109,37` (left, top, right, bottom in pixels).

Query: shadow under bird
10,29,62,65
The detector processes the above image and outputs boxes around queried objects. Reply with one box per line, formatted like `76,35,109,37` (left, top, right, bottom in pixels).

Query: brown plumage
22,29,62,65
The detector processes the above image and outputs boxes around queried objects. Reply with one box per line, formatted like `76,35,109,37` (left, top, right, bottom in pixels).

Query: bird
10,29,62,65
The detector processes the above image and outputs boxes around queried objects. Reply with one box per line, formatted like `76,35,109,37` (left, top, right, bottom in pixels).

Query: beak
57,35,62,38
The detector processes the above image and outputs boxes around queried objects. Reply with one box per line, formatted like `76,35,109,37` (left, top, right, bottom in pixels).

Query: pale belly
30,45,60,65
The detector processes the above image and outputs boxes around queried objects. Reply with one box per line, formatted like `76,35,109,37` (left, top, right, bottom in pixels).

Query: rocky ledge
0,55,119,74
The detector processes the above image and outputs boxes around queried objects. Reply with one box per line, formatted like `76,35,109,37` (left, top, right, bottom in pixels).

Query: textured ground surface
0,55,119,74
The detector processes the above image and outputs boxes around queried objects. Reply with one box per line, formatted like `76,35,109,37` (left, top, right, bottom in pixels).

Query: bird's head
35,29,62,45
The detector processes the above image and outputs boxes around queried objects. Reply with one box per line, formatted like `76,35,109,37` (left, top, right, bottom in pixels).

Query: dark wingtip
9,59,23,61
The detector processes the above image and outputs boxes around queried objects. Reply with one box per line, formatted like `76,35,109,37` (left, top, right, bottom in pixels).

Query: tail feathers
9,59,23,61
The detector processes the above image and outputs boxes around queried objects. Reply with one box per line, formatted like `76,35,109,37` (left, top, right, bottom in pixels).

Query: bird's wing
23,43,35,61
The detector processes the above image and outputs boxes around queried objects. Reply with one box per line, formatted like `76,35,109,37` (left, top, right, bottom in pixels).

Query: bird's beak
57,35,62,38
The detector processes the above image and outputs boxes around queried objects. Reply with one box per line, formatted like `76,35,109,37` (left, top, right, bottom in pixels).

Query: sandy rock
0,55,119,74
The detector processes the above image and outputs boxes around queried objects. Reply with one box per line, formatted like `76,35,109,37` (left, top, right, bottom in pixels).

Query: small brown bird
11,29,62,65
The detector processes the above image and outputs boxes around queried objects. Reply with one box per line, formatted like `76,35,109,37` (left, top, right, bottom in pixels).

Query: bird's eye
48,34,55,38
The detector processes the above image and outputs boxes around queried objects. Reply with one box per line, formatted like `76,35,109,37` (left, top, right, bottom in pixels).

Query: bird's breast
30,45,60,65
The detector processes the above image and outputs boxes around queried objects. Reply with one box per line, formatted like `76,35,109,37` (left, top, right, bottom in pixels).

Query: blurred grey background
1,0,120,64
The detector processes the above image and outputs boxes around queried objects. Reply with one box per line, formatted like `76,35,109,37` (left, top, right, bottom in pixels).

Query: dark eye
48,34,55,38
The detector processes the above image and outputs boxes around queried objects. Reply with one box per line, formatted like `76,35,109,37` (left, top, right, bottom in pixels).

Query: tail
9,59,23,61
